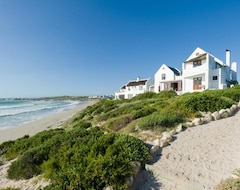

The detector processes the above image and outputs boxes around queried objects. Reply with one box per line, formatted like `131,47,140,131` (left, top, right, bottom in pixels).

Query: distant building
154,47,238,94
115,77,153,99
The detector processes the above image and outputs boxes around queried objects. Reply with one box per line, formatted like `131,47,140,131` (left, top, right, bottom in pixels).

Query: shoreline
0,101,96,144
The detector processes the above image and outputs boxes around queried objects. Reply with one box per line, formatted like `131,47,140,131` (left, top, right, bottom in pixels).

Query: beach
0,101,95,144
137,110,240,189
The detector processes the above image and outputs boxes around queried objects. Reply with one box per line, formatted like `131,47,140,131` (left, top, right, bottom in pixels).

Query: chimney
226,49,231,67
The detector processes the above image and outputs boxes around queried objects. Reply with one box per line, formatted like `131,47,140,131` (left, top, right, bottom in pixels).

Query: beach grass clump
104,114,135,131
138,109,184,130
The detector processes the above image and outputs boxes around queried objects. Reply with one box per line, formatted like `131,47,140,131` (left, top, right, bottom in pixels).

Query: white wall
154,64,177,93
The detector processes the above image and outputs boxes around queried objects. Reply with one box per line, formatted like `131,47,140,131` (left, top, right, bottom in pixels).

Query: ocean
0,99,82,130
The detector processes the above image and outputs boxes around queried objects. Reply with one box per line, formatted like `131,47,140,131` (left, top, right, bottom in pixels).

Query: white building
154,64,182,93
115,77,152,99
154,47,238,94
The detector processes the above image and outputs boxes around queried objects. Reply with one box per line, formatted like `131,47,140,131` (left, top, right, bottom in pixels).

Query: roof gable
186,47,207,62
168,66,181,76
126,79,147,87
155,64,181,76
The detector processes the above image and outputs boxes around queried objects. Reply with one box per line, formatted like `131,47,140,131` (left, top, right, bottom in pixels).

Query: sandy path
138,111,240,190
0,100,96,144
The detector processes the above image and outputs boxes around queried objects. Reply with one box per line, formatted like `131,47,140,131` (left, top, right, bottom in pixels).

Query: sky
0,0,240,98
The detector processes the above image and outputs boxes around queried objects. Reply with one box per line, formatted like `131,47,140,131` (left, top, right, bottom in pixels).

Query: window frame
193,60,202,67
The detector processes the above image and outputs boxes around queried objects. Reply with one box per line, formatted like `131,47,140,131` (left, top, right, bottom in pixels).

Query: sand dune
138,111,240,189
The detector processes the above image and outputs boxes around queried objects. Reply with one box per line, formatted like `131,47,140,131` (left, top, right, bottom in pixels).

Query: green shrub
73,120,91,129
44,132,149,189
214,170,240,190
133,107,157,119
156,90,177,99
173,92,235,116
8,147,44,179
233,84,240,89
132,92,157,100
105,114,134,131
0,140,15,156
5,129,64,160
222,88,240,102
138,109,184,130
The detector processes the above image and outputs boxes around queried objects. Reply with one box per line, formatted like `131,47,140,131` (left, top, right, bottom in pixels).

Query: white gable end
186,47,207,61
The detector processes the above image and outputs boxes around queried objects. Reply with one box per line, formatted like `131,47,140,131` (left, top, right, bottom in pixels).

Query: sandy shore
136,111,240,190
0,101,96,144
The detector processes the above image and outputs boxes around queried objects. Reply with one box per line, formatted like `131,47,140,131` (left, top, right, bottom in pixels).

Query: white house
115,77,152,99
154,64,182,93
182,47,237,92
154,47,238,94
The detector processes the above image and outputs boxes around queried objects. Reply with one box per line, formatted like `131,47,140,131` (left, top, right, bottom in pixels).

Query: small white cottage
115,77,152,99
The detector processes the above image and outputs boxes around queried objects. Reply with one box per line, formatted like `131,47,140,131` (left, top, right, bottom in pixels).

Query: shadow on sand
132,169,162,190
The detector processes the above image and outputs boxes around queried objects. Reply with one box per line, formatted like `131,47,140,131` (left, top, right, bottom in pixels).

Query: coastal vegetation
1,85,240,189
214,169,240,190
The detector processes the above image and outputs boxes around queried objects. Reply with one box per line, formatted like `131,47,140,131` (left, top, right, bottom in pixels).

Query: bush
138,109,183,130
222,88,240,102
44,133,149,189
156,90,177,99
214,170,240,190
8,147,44,179
5,129,64,160
105,114,134,131
73,120,91,129
132,92,157,100
133,107,157,119
173,92,235,116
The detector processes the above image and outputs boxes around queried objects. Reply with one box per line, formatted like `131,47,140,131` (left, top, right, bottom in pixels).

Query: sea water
0,99,81,130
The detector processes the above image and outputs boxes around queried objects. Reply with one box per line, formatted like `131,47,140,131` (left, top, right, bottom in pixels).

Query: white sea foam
0,99,81,130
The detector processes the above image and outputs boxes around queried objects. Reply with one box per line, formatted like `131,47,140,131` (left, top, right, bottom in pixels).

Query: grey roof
167,66,181,76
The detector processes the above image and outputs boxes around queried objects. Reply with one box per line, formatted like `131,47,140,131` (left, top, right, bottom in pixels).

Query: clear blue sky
0,0,240,98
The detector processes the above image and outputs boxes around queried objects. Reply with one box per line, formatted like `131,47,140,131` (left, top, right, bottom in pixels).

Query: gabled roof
184,53,207,63
167,66,181,76
121,85,126,89
185,47,207,61
126,79,148,87
184,47,224,66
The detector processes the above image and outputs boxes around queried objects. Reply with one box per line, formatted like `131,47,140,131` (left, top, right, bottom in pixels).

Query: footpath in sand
138,111,240,190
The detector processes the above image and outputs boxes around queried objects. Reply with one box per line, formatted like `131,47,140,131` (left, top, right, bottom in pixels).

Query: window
213,76,218,80
128,94,133,99
162,74,166,80
193,60,202,67
139,85,143,90
193,77,202,90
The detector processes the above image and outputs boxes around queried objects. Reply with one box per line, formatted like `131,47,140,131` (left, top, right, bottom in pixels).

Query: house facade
154,47,238,94
154,64,182,93
115,77,152,99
